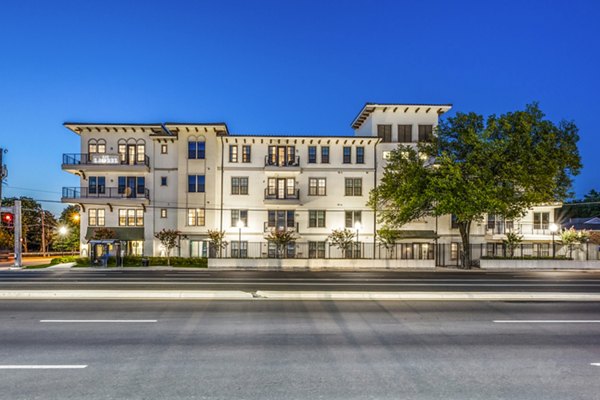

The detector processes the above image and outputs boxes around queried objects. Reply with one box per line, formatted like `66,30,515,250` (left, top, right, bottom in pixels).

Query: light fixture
58,226,68,235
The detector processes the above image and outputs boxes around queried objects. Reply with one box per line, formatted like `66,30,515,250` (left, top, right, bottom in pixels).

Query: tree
502,231,523,258
264,228,299,258
559,189,600,220
327,228,356,258
560,227,589,259
154,229,180,266
53,205,80,252
377,227,400,258
207,229,228,258
1,197,57,253
369,104,581,268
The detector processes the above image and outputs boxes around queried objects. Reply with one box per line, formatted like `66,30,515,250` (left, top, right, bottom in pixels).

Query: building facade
61,103,560,264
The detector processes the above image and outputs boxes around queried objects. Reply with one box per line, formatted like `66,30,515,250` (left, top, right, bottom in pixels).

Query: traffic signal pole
13,200,21,268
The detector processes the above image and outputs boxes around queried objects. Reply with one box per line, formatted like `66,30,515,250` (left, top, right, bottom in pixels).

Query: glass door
277,178,286,199
126,177,136,198
277,146,286,166
127,145,136,165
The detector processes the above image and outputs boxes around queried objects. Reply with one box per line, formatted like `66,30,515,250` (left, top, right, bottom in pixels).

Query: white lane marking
591,363,600,366
40,320,157,323
0,365,87,369
494,320,600,323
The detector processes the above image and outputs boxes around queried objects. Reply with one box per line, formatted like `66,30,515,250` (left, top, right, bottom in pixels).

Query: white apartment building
61,103,560,265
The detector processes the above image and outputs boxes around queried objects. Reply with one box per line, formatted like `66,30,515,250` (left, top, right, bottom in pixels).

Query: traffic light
1,212,13,227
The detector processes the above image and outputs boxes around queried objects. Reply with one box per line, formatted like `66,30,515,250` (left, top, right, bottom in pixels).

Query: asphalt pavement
0,300,598,399
0,268,599,293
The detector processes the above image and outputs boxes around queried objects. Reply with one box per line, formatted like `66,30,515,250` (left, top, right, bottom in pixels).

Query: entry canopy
85,227,145,242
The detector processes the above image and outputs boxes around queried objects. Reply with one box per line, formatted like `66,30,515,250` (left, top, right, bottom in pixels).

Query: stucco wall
208,258,435,270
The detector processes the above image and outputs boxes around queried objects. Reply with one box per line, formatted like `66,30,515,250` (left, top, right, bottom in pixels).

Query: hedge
70,256,207,268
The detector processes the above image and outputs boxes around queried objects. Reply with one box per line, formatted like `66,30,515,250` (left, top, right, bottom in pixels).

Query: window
308,178,326,196
451,214,459,229
88,176,105,195
343,146,352,163
418,125,433,142
161,144,168,154
188,141,205,159
242,145,251,163
309,210,326,228
309,241,326,258
160,209,167,218
345,211,362,228
229,145,238,162
377,125,392,143
398,125,412,142
321,146,329,163
88,209,105,226
356,147,364,164
267,146,296,166
188,175,205,193
267,210,295,229
450,243,460,261
117,176,145,197
345,178,362,196
308,146,317,163
231,241,248,258
160,176,167,186
231,209,248,227
119,209,144,226
231,177,249,195
534,212,550,230
187,208,205,226
136,144,145,163
88,139,106,154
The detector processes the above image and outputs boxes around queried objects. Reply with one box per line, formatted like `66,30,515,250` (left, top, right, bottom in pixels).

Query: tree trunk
458,221,472,269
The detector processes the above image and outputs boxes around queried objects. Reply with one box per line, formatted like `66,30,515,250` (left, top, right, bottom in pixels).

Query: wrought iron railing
62,153,150,167
62,187,150,200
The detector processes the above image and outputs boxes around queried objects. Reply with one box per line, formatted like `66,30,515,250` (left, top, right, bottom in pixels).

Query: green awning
85,227,145,241
394,230,437,239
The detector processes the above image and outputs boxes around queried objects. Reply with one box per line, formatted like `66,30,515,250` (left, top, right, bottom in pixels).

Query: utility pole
0,147,6,203
13,200,22,268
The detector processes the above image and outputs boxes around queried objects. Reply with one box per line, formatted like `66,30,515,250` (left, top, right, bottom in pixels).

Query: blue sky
1,0,599,214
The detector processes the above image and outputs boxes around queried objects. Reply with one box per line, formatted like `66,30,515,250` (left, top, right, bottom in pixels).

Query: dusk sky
1,0,599,214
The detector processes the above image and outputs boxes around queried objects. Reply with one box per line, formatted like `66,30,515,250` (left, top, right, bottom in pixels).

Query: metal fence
210,241,435,260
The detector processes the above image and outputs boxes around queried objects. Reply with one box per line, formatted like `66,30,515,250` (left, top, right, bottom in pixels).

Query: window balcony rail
264,188,300,200
62,153,150,167
263,222,300,232
264,155,300,167
484,222,556,236
62,187,150,200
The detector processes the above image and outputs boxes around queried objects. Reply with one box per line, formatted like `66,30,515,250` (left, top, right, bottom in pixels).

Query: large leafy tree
369,104,581,268
559,189,600,220
53,205,80,252
1,197,57,253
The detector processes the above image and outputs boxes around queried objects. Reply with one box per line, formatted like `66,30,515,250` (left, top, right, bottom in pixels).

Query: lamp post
58,226,68,236
236,219,245,258
549,223,559,259
354,221,362,259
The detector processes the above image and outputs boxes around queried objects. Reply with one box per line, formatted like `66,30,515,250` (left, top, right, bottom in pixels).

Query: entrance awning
85,227,145,241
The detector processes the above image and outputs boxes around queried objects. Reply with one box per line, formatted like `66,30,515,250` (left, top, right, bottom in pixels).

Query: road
0,300,598,399
0,268,599,293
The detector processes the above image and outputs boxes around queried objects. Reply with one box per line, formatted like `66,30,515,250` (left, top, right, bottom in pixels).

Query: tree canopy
369,103,581,268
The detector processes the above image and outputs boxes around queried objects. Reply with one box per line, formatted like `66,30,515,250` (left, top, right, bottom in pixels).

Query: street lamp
236,219,245,257
549,223,559,259
58,226,68,236
72,214,80,223
354,221,362,258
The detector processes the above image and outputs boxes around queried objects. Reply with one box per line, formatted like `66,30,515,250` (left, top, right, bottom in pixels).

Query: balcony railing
264,188,300,200
62,187,150,200
62,153,150,168
485,222,555,236
264,155,300,167
263,222,300,232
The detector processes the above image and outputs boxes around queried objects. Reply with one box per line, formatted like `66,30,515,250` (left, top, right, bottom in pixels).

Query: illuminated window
187,209,205,226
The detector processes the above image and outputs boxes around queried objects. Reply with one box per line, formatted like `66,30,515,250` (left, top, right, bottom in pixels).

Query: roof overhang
351,103,453,130
63,122,171,136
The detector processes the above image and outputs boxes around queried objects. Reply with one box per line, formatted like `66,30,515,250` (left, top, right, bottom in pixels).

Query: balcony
263,222,300,232
62,153,150,175
484,222,555,237
62,187,150,205
264,155,301,171
263,188,300,204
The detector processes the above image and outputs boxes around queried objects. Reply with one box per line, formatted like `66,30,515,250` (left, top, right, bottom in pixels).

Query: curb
0,290,599,301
